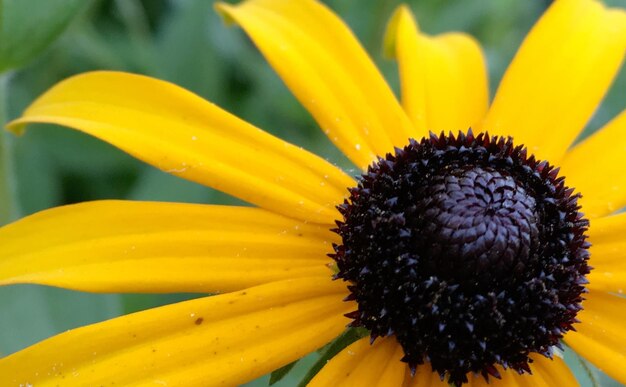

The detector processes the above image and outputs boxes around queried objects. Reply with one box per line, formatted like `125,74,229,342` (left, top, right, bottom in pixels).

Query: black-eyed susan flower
1,0,625,385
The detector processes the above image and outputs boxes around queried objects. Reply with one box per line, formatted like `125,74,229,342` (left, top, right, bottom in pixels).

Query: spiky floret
331,130,590,386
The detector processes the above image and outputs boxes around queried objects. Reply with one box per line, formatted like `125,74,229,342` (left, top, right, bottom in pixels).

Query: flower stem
0,73,20,224
576,354,601,387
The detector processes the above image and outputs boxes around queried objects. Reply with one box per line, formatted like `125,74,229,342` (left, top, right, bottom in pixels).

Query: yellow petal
0,200,336,293
565,290,626,384
586,212,626,294
560,110,626,219
400,356,573,386
309,337,405,387
0,277,353,387
528,355,579,387
7,71,355,224
464,355,575,387
378,343,408,387
482,0,626,163
216,0,417,169
384,5,489,135
403,363,447,387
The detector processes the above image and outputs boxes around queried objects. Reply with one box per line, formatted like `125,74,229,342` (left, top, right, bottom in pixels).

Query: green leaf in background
269,361,299,386
0,73,17,223
0,285,121,356
0,0,86,73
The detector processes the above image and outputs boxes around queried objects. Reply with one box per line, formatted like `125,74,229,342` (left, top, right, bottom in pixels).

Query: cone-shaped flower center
332,131,590,386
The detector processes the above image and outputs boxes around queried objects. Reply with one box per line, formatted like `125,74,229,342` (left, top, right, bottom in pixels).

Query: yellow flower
1,0,625,385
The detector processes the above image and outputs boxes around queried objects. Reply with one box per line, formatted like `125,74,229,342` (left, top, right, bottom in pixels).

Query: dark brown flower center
331,131,590,386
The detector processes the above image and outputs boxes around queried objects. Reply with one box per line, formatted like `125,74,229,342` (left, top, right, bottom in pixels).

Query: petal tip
214,2,238,26
5,119,26,136
382,4,416,59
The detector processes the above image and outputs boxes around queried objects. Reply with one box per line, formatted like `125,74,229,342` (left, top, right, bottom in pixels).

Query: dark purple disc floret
331,130,590,386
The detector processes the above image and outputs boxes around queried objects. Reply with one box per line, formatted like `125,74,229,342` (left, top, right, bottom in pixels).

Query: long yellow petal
560,110,626,219
482,0,626,163
565,290,626,384
0,277,352,387
585,212,626,294
0,200,335,293
216,0,417,169
384,5,489,135
309,337,405,387
7,71,355,224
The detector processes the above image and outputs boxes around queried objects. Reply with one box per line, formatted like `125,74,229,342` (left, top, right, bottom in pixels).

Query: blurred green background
1,0,625,385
